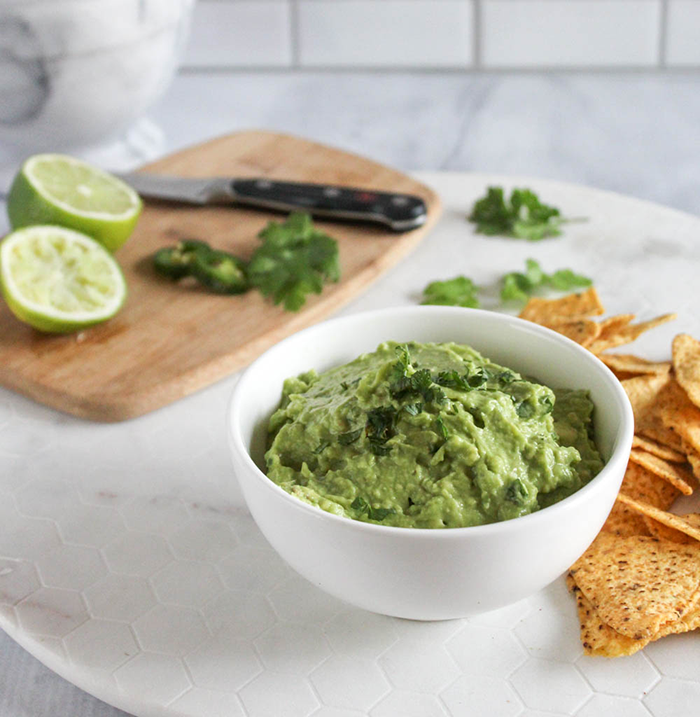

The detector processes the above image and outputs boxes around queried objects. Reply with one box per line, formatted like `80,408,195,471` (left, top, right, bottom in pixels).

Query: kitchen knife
116,173,428,232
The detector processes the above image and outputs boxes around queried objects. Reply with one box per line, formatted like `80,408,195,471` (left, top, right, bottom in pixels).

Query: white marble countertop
1,70,700,717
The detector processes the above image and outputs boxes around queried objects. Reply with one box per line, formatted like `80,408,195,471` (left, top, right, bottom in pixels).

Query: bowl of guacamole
228,306,633,619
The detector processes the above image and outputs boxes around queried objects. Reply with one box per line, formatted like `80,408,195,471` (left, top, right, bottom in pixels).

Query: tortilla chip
617,494,700,542
658,378,700,456
570,532,700,639
602,500,650,538
632,435,686,463
644,513,700,545
622,373,684,451
548,319,601,348
623,460,680,508
567,574,648,657
599,354,672,377
673,334,700,410
586,314,635,354
519,287,605,325
588,313,677,355
684,442,700,482
628,448,695,496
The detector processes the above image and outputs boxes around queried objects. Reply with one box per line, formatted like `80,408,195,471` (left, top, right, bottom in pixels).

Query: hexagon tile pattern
2,174,700,717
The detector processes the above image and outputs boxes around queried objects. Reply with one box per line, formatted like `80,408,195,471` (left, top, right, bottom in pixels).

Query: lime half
7,154,142,252
0,226,127,333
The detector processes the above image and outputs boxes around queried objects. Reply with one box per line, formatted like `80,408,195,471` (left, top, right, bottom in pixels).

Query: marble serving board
1,172,699,717
0,131,441,422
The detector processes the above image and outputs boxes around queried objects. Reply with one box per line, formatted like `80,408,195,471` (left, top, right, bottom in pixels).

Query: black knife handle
230,179,428,232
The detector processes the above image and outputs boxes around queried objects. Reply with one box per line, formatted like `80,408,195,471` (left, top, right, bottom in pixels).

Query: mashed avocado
265,341,604,529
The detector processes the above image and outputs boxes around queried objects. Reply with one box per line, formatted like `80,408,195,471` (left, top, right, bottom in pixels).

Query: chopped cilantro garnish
366,406,397,455
469,187,569,241
505,478,529,506
421,276,480,308
501,259,592,304
351,497,395,522
247,212,340,312
435,416,449,440
403,402,423,416
313,440,330,455
338,428,362,445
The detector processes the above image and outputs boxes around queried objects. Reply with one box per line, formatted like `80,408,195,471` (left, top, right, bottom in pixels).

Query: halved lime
0,226,127,333
7,154,142,252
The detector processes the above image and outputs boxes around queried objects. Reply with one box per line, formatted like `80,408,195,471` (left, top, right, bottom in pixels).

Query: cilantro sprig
501,259,592,304
469,187,581,241
421,276,480,308
248,212,340,311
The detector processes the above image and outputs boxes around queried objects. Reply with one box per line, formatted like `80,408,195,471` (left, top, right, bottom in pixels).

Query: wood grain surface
0,131,441,421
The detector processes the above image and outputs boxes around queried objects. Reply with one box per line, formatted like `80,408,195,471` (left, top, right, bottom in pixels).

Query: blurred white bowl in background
0,0,194,154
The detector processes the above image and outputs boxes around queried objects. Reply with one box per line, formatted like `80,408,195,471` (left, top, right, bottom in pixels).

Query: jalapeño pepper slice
191,248,249,294
153,239,210,280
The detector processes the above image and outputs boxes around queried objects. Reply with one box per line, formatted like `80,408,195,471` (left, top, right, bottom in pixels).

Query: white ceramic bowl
228,307,633,620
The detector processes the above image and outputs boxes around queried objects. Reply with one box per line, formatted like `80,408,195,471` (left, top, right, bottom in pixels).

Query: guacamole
265,341,604,529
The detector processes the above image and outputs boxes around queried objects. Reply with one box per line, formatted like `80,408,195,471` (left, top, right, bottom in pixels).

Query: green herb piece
435,416,449,440
350,497,395,522
389,347,445,406
338,428,362,445
366,406,397,455
247,211,340,312
421,276,480,308
403,402,423,416
313,440,330,455
500,259,592,305
505,478,529,505
469,186,577,241
434,370,470,392
516,401,536,419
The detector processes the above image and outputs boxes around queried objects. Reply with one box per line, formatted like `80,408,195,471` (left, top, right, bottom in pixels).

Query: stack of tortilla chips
520,288,700,657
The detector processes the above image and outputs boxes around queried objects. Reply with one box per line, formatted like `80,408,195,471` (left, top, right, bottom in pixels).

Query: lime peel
0,226,127,333
7,154,142,252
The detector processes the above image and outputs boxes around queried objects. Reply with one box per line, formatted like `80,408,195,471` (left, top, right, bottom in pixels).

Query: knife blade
116,173,428,232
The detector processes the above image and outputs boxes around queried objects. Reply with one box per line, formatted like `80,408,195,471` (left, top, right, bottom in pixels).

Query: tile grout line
289,0,301,69
658,0,669,68
472,0,482,69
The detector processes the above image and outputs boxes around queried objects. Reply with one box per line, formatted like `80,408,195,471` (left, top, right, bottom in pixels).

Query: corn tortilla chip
632,435,686,463
644,513,700,545
519,287,605,325
628,448,695,496
602,500,650,538
673,334,700,410
570,532,700,639
684,442,700,482
567,574,647,657
599,354,671,377
617,494,700,542
658,379,700,456
586,314,635,354
588,313,677,355
548,319,601,348
622,373,684,451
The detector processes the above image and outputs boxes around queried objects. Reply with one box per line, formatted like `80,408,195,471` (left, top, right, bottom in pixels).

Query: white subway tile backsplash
481,0,661,68
183,0,292,68
666,1,700,66
297,0,474,68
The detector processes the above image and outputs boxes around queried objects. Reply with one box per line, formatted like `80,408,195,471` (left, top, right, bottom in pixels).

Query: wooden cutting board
0,131,441,421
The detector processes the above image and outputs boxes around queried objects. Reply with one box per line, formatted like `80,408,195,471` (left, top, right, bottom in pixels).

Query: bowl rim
228,305,634,538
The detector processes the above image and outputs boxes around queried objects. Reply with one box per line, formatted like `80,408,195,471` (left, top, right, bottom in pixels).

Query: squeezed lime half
0,225,127,333
7,154,142,252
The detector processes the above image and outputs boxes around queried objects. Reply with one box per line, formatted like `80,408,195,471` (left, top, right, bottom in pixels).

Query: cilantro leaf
469,186,573,241
421,276,480,308
350,497,395,522
500,259,592,304
247,212,340,311
365,406,397,455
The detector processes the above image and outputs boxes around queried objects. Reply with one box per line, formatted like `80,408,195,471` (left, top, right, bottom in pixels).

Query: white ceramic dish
228,305,634,620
